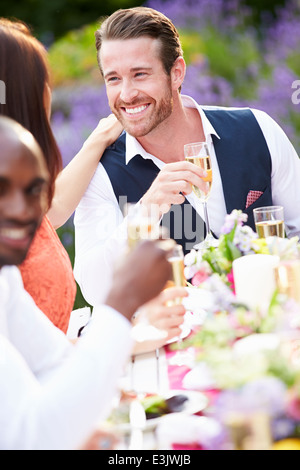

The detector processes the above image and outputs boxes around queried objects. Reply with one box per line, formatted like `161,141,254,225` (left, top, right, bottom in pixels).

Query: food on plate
108,391,189,425
142,393,188,419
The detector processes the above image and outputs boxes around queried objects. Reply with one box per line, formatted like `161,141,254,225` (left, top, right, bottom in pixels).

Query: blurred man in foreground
0,116,172,449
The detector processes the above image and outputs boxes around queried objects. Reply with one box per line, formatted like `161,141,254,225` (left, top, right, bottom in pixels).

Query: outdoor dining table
120,338,212,451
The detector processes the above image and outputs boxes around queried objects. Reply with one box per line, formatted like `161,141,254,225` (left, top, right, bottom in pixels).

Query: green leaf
227,240,242,261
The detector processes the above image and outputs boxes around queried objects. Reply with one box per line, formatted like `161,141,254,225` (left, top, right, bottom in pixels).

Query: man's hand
141,161,207,217
105,240,173,321
133,286,187,346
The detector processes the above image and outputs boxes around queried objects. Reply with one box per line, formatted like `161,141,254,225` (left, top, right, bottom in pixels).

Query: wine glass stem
130,355,135,392
203,201,211,235
155,348,160,394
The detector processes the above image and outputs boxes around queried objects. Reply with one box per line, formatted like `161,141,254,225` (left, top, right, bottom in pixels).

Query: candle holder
274,259,300,305
232,254,280,312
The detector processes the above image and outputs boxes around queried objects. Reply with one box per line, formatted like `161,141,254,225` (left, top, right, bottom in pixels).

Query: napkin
156,413,224,450
182,362,216,391
66,307,91,339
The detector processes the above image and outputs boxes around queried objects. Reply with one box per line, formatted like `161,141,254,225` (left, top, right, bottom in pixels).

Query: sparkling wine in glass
167,244,186,292
125,203,159,251
166,244,190,366
274,259,300,305
253,205,285,238
184,142,216,248
126,218,174,393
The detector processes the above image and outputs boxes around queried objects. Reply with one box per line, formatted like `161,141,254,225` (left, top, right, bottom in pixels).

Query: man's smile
0,224,36,250
121,104,150,116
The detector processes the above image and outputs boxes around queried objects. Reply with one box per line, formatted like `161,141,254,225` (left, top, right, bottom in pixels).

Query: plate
132,324,191,355
110,390,208,433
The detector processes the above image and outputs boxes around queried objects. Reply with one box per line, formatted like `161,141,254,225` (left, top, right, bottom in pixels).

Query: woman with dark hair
0,18,122,332
0,17,187,351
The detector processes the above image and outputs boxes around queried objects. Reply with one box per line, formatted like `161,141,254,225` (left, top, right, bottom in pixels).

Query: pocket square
245,190,264,209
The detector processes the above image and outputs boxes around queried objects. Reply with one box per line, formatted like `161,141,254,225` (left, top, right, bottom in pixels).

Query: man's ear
170,56,186,91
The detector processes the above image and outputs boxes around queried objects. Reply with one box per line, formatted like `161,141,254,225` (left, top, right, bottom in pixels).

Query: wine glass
253,205,285,238
167,244,187,293
274,258,300,305
125,202,160,251
184,142,217,248
124,208,174,392
166,244,191,366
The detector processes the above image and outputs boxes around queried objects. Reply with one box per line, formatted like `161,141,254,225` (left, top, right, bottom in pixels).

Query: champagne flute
253,205,285,238
184,142,216,248
125,212,174,393
125,203,159,251
154,227,176,394
166,244,190,366
167,244,187,293
274,259,300,305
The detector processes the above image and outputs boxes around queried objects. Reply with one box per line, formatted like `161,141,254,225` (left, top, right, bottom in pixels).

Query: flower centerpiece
182,210,300,347
184,209,300,293
180,210,300,449
183,209,300,347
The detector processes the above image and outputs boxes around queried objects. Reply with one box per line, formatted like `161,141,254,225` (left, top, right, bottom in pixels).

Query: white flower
266,236,300,260
184,265,199,280
184,249,198,266
202,274,236,312
234,225,258,254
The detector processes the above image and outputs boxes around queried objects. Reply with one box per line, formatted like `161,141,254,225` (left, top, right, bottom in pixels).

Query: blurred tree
245,0,287,23
0,0,289,44
0,0,143,43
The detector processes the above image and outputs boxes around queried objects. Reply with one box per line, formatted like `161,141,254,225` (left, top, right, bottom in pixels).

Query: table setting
98,141,300,450
104,200,300,450
170,208,300,450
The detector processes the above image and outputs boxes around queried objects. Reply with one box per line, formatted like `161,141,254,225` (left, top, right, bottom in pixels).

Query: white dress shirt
74,95,300,307
0,265,133,450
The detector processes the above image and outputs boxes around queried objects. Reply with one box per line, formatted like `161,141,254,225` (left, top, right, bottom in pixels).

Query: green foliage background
0,0,287,42
0,0,143,41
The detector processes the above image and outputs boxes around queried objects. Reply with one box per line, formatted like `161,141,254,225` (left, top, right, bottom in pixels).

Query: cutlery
128,398,146,450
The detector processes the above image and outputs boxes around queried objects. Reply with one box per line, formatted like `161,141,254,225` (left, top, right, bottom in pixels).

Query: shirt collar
125,94,220,164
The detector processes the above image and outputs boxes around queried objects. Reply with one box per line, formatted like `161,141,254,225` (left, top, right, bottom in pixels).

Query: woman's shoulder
18,216,76,333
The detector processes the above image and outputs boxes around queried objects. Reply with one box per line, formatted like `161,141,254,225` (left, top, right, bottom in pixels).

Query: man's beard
113,91,173,138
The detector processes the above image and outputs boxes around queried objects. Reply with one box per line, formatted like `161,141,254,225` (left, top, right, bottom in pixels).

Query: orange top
19,216,77,333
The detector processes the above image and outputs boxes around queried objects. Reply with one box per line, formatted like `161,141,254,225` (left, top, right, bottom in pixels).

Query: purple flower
51,0,300,175
220,210,248,235
215,377,287,421
272,416,298,441
51,85,110,168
